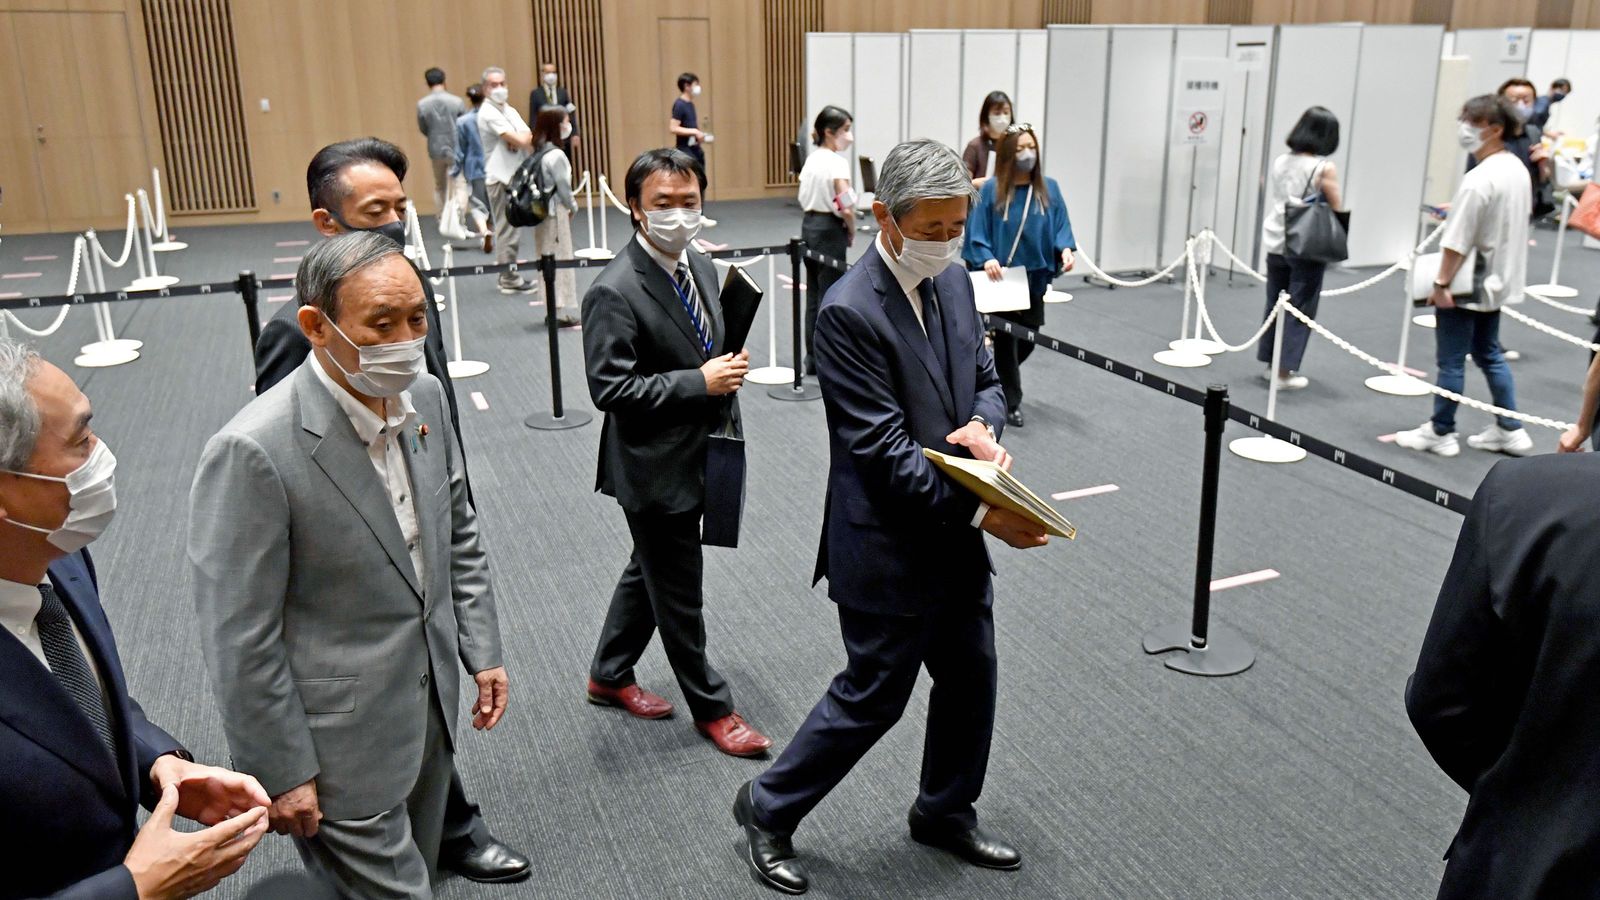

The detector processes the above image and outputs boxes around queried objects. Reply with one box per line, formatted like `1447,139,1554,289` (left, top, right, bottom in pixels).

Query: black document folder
719,263,764,354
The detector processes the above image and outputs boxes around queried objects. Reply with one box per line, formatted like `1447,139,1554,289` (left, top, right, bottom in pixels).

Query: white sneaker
1504,349,1522,362
1262,369,1309,390
1394,422,1460,457
1466,424,1534,456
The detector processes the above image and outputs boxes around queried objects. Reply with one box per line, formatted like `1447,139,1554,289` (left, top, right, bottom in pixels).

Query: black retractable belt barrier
237,270,261,357
769,238,823,402
524,253,592,431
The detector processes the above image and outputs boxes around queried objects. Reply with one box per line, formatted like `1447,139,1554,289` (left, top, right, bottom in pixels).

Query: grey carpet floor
5,199,1597,898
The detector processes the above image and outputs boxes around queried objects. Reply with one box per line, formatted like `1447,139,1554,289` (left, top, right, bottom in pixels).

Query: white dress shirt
0,576,107,688
636,230,688,275
311,354,427,587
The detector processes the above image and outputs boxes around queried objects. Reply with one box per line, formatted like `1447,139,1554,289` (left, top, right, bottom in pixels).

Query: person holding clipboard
963,124,1076,428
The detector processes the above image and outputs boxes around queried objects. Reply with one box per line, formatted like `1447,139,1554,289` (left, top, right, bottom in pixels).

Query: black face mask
331,212,407,249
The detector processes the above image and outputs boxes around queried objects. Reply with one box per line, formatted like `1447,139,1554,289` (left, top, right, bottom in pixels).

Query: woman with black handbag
1255,106,1345,391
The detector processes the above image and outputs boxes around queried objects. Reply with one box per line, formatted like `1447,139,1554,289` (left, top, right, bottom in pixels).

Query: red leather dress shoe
586,680,674,719
695,712,773,757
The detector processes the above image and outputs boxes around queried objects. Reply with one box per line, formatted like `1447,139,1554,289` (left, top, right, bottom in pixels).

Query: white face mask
989,113,1011,133
544,72,558,86
887,216,963,281
1458,120,1487,152
322,313,426,398
641,207,703,256
834,130,854,150
1513,100,1532,121
1014,149,1038,172
560,121,573,140
488,86,509,105
5,439,118,554
691,84,702,96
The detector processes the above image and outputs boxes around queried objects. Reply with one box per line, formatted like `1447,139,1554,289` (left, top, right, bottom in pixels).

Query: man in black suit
730,139,1049,895
1408,454,1600,898
580,148,772,758
250,138,529,885
0,339,272,898
529,61,580,162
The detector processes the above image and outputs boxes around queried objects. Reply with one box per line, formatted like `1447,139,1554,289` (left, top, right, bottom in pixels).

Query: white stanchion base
1366,373,1432,396
1228,436,1306,463
74,347,140,368
128,275,179,291
1412,314,1436,329
1169,337,1226,355
1043,290,1073,304
447,360,490,378
1153,348,1212,368
81,338,143,354
574,247,614,260
1527,283,1579,299
746,365,795,385
150,240,187,252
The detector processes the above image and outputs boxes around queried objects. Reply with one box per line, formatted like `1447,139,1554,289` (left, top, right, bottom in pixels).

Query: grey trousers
295,699,453,899
487,181,520,268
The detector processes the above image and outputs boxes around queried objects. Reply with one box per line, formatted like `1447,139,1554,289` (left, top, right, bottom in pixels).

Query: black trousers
1255,252,1327,371
440,770,489,850
802,212,850,375
750,596,998,834
991,268,1051,414
590,508,734,722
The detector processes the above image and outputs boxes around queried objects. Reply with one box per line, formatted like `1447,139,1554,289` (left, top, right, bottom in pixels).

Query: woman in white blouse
796,105,855,375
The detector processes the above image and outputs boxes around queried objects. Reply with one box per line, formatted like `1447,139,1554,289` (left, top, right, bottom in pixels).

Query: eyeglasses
1005,122,1035,135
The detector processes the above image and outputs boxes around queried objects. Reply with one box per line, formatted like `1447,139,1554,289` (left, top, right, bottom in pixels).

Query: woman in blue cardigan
963,124,1076,427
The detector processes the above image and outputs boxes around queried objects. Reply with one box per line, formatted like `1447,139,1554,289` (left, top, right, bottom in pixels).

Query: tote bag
1570,182,1600,239
1284,161,1351,264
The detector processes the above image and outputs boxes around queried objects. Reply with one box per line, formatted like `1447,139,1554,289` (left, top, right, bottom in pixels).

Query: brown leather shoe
482,232,494,254
695,712,773,758
586,680,674,719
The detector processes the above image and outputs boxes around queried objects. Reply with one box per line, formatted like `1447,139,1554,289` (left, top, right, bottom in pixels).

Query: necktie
674,263,713,356
918,280,949,375
35,584,116,760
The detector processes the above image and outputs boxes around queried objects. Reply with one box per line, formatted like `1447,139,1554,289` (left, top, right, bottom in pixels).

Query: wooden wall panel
530,0,609,191
765,0,822,186
822,0,1044,31
1208,0,1254,23
1043,0,1092,22
1451,0,1541,27
1091,0,1208,23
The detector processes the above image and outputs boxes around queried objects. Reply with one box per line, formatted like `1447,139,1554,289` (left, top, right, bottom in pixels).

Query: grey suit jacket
188,360,502,819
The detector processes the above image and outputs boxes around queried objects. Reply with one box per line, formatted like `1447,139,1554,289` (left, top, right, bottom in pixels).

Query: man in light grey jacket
189,231,509,897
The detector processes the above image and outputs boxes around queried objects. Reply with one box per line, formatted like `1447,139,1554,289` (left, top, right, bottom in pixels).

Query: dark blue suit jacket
812,246,1006,615
0,550,185,900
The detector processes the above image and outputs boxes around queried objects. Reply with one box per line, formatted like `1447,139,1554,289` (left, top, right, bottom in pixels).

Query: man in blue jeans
1396,94,1534,458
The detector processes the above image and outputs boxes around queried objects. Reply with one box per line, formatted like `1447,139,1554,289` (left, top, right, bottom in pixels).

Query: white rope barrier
1525,287,1595,317
92,196,138,268
1281,302,1574,430
598,175,631,216
1502,306,1600,352
2,237,83,337
1072,244,1189,289
1188,237,1286,353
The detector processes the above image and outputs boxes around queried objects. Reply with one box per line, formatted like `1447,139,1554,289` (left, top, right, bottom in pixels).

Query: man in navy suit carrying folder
730,140,1049,895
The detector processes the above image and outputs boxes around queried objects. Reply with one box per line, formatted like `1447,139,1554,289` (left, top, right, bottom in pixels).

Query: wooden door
0,13,49,231
658,17,713,195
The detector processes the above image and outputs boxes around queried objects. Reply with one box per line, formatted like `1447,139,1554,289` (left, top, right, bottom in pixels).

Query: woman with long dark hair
962,91,1013,190
963,124,1076,427
795,105,855,375
532,105,580,324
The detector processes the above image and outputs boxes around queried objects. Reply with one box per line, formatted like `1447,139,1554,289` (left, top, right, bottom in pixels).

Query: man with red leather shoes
580,148,772,758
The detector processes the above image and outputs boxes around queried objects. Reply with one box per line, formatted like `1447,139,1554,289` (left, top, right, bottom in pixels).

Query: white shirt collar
635,231,689,277
874,232,924,299
310,352,416,445
0,577,46,642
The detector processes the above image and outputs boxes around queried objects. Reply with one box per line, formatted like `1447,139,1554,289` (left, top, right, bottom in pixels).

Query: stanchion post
238,270,262,357
524,254,593,431
1142,384,1256,676
768,238,823,401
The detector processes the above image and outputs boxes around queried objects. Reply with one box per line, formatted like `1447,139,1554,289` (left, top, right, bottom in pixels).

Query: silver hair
0,337,42,472
295,231,408,321
875,139,977,220
481,66,506,82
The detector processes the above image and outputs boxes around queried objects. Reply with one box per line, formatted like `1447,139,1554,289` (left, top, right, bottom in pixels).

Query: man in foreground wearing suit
190,232,509,897
0,338,272,898
732,139,1049,895
252,138,529,882
1408,454,1600,898
580,148,772,758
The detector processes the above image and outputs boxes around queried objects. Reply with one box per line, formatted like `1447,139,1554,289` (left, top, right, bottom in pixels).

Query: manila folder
923,448,1076,539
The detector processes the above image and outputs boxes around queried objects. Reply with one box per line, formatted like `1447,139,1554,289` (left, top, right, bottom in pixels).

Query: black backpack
505,146,559,227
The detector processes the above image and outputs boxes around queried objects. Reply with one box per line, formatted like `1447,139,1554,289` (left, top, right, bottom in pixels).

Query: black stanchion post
524,254,593,431
1141,384,1255,677
768,237,822,402
237,270,261,358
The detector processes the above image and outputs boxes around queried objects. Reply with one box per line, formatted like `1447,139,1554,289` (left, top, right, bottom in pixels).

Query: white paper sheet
969,267,1031,313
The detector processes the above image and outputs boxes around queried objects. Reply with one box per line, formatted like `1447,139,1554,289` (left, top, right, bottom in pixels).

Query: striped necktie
673,262,713,356
35,583,116,761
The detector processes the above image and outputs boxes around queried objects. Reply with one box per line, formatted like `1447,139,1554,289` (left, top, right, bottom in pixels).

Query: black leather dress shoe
733,781,809,894
908,807,1021,871
1006,409,1025,428
439,836,532,883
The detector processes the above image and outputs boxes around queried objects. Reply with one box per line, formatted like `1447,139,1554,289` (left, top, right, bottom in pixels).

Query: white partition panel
962,30,1019,147
1213,26,1275,273
1264,25,1361,267
1099,27,1175,273
1423,56,1471,207
1525,29,1571,107
1344,26,1443,267
1552,31,1600,140
908,30,964,149
1451,28,1530,97
851,33,904,195
1015,31,1049,138
1159,27,1230,264
805,33,854,148
1043,26,1109,262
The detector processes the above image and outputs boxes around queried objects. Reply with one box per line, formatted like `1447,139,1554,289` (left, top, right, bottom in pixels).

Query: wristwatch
970,415,996,441
1433,280,1451,289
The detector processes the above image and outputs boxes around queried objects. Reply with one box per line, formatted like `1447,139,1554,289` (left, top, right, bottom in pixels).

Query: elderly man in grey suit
188,231,509,898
